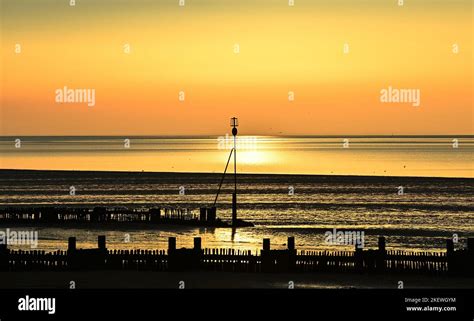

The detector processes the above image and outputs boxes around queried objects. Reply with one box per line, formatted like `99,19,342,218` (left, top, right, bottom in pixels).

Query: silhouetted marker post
231,117,238,226
261,238,273,272
98,235,106,251
287,236,295,251
68,237,76,253
194,237,202,251
287,236,296,272
377,236,386,272
168,237,176,253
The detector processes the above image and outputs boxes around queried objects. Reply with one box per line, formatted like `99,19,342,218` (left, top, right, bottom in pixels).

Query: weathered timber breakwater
0,236,473,276
0,206,254,228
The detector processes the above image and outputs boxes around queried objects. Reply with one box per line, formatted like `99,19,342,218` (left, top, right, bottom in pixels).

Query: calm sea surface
0,136,473,252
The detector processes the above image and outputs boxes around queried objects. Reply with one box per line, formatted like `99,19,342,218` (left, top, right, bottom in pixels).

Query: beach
2,270,473,289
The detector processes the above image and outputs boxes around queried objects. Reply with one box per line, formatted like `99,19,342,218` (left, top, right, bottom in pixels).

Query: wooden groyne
0,206,253,228
0,236,472,276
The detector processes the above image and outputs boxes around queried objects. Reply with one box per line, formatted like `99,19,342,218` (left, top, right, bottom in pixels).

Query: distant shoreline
0,168,472,180
1,135,474,138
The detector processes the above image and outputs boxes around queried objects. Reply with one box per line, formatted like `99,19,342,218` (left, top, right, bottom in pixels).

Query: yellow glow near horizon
239,151,267,165
1,0,472,136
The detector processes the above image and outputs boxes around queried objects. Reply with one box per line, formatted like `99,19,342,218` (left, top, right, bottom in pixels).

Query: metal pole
232,121,238,225
234,134,237,192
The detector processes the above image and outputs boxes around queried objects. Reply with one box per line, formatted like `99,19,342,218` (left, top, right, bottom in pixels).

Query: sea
0,136,473,252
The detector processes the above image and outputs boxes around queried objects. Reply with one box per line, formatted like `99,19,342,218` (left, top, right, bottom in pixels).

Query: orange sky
1,0,472,135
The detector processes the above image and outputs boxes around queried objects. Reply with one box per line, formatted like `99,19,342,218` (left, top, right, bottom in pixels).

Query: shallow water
1,136,473,177
1,136,473,252
0,170,472,253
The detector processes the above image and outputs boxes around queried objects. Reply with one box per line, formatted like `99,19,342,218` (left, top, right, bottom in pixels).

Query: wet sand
1,271,473,289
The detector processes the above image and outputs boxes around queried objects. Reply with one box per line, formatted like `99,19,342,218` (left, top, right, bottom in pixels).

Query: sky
1,0,472,136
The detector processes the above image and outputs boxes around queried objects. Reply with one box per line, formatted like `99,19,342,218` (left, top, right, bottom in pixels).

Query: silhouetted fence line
0,206,236,227
0,207,195,223
0,236,472,276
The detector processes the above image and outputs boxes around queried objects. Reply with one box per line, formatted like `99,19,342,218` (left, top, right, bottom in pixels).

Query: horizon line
1,134,473,138
0,168,472,180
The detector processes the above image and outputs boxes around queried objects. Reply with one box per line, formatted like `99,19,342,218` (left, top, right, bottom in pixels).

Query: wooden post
261,238,272,272
446,239,454,254
193,237,202,270
167,237,177,271
149,208,161,222
378,236,386,252
199,208,207,221
168,237,176,252
68,237,76,252
67,237,77,270
98,235,106,250
287,236,295,251
207,207,216,222
377,236,386,272
263,238,270,251
194,237,202,251
96,235,107,269
287,236,296,272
